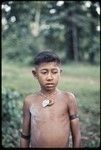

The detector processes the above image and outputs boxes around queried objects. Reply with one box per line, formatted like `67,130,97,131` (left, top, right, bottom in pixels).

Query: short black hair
33,51,61,66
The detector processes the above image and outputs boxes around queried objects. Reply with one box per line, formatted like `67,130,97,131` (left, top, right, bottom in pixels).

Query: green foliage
80,109,100,148
2,1,100,64
2,88,22,148
2,31,44,64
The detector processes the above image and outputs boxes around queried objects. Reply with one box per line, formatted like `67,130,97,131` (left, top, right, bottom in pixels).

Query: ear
60,69,62,73
32,68,37,78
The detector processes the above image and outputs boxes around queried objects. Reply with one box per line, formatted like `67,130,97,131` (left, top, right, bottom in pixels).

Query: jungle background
2,1,100,148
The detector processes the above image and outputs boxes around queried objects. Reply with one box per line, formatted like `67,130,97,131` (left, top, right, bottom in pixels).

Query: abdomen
30,118,70,148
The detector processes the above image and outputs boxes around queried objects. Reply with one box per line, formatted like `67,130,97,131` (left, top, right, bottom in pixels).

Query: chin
45,86,56,91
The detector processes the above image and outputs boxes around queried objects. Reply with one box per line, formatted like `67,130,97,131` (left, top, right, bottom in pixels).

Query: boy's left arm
67,92,81,148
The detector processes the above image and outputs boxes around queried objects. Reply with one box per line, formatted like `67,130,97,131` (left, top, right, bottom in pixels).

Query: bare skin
20,62,81,148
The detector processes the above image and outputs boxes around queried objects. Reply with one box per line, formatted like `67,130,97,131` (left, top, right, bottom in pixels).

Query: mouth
45,83,55,87
46,83,54,85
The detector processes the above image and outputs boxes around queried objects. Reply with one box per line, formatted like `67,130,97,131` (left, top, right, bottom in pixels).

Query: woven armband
20,131,30,140
69,114,79,120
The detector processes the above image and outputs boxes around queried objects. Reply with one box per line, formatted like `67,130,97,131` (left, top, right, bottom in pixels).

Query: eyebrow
40,68,58,71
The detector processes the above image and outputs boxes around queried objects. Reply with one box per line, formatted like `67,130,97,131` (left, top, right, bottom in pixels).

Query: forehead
36,62,60,70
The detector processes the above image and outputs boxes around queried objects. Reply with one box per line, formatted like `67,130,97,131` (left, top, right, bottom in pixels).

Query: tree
2,1,100,64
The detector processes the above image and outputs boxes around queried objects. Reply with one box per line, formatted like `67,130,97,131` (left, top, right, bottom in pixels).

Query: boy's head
33,51,61,67
32,51,61,91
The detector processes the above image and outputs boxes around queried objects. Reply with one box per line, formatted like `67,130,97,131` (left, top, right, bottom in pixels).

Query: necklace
40,90,57,108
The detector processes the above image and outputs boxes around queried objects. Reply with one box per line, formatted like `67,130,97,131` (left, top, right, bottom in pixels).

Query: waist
30,121,70,147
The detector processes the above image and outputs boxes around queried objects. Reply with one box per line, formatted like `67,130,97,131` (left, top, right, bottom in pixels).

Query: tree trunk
65,14,79,62
72,23,78,62
65,7,79,62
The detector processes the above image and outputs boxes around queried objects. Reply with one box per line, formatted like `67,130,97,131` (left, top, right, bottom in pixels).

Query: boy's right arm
20,96,31,148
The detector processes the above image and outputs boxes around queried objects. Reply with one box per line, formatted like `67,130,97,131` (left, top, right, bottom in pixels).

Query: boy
20,51,81,148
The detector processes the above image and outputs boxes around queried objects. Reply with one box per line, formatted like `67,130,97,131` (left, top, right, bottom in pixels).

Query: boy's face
32,62,61,91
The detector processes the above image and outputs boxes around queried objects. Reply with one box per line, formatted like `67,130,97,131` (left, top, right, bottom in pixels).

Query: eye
41,72,47,74
52,71,58,74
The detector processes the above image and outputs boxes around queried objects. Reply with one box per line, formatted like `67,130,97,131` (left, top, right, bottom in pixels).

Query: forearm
70,117,81,148
20,137,30,148
72,134,81,148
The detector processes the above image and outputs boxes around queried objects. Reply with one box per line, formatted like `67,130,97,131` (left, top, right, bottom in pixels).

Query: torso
29,90,70,148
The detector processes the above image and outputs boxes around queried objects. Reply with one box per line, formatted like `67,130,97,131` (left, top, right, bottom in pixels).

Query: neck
40,88,58,96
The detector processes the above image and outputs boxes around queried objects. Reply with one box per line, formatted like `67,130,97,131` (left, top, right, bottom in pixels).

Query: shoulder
66,92,76,100
61,91,76,104
61,91,75,99
23,92,38,108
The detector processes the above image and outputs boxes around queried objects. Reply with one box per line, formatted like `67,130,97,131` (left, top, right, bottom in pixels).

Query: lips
46,83,54,85
45,83,55,87
45,83,56,89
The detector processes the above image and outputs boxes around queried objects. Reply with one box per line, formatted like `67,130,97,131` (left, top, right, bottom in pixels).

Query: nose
46,73,53,80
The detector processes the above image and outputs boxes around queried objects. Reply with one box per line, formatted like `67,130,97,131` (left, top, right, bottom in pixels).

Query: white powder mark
30,104,39,125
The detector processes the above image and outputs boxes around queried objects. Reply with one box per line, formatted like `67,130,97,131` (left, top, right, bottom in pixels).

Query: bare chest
30,98,69,123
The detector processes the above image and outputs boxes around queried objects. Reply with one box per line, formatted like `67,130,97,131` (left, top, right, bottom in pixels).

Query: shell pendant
42,99,50,107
